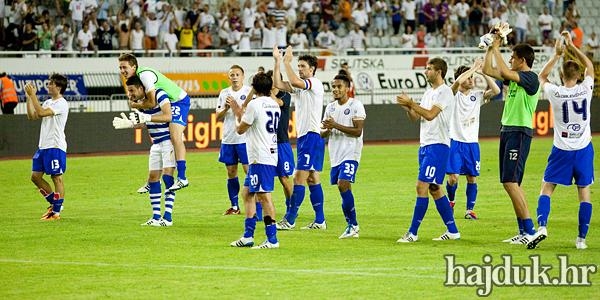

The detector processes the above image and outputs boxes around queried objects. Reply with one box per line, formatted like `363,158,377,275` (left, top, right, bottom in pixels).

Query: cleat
526,227,547,249
153,218,173,227
223,207,241,215
230,236,255,247
397,232,418,243
464,210,478,220
301,221,327,230
433,231,461,241
167,178,189,192
275,219,295,230
502,234,524,243
576,237,588,250
339,225,360,239
141,218,161,226
41,212,60,221
41,206,53,219
511,234,533,245
449,201,455,210
137,183,150,194
251,240,279,249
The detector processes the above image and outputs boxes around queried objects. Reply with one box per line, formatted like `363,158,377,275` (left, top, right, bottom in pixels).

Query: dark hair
125,75,144,88
428,57,448,78
454,65,470,80
512,43,535,68
333,74,351,87
50,73,68,94
118,53,138,68
265,69,283,80
230,64,245,74
562,60,581,81
252,73,273,96
299,54,318,76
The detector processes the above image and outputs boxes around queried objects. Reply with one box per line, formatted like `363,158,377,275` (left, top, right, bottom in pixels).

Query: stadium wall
2,100,597,157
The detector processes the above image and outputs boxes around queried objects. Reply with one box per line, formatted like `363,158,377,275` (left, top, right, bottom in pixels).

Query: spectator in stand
481,0,493,32
305,4,321,41
422,0,437,34
538,7,553,45
348,24,367,55
315,24,337,51
373,0,389,37
97,19,115,56
585,31,599,58
242,0,256,32
38,22,53,58
338,0,353,33
117,16,132,51
158,3,177,52
261,19,276,54
77,22,95,56
164,26,179,57
126,0,143,19
565,2,580,24
69,0,85,33
468,0,483,43
299,0,315,15
96,0,111,23
56,23,75,54
488,10,502,29
21,23,38,54
437,0,450,34
284,0,298,29
249,20,262,50
416,24,426,53
390,0,403,36
351,2,370,36
402,0,417,35
217,5,231,48
178,20,196,56
144,11,161,56
513,6,531,44
274,19,288,49
199,4,217,29
321,0,338,30
402,25,417,49
289,25,309,50
130,21,145,55
186,0,202,27
0,73,19,115
570,21,584,49
197,25,214,56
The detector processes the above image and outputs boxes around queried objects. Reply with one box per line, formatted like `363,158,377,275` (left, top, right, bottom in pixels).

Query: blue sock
341,189,357,226
286,185,306,224
52,198,64,214
149,181,162,220
309,184,325,223
255,202,263,221
176,160,187,180
42,191,55,204
162,174,175,222
517,218,524,235
446,182,457,202
243,217,256,238
536,195,551,227
408,197,429,235
435,195,459,234
579,202,592,238
227,177,240,208
284,196,291,219
264,216,277,244
523,218,536,235
466,183,477,210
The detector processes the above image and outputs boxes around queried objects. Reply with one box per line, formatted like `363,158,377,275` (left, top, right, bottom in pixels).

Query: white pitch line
0,258,443,279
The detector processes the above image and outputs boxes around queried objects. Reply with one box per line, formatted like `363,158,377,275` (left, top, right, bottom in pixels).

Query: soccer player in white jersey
216,65,253,215
529,32,595,250
321,74,366,239
25,74,69,221
272,45,327,230
113,76,177,226
396,58,461,242
228,72,281,249
446,58,500,220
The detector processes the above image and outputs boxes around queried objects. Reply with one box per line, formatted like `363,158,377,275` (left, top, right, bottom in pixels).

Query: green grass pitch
1,137,598,299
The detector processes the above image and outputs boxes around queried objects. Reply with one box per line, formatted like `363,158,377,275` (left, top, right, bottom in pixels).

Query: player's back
243,96,280,166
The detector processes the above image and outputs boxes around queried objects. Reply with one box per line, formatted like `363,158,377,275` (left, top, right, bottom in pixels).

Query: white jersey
543,76,593,151
449,90,484,143
292,77,324,138
39,97,69,151
216,85,252,144
323,98,366,167
241,96,280,166
140,89,171,145
419,84,454,146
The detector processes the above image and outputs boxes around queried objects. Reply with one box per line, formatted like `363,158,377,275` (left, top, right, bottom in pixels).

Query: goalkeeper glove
129,109,152,125
113,112,134,129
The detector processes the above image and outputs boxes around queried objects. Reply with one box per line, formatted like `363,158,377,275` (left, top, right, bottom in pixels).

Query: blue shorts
170,96,191,126
246,164,276,193
32,148,67,175
499,130,532,184
446,140,481,176
544,143,594,186
418,144,449,185
277,142,295,177
296,132,325,172
218,143,249,165
330,160,359,185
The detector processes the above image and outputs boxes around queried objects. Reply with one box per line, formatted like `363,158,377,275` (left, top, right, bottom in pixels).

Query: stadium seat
369,36,382,48
380,36,391,48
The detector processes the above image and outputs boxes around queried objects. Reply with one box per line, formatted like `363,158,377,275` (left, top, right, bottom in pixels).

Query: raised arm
282,46,306,89
451,58,483,94
563,31,594,79
272,45,293,92
482,73,501,102
482,37,502,80
538,38,563,87
25,83,55,119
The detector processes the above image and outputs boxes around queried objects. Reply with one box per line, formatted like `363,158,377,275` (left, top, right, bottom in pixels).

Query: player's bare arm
538,39,563,87
482,37,503,80
25,82,54,118
282,46,306,90
482,73,501,101
452,58,483,95
322,117,364,138
272,45,293,92
563,31,594,78
396,92,421,121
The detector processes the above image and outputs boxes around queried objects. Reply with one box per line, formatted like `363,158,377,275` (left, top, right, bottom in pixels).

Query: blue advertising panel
11,74,87,96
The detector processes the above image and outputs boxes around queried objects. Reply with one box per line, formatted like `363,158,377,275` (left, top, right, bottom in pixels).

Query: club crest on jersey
329,106,336,112
344,108,351,115
240,95,246,100
470,95,477,102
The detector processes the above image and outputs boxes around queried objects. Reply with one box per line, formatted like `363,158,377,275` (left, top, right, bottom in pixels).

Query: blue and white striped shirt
141,88,171,144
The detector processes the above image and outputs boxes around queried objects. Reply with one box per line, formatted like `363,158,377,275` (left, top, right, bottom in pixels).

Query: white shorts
149,141,176,171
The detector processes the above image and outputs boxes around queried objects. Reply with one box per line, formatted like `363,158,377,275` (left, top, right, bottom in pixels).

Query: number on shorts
51,159,60,170
284,161,290,171
250,174,258,186
303,154,311,165
343,163,355,175
509,152,518,161
171,106,181,116
425,165,436,177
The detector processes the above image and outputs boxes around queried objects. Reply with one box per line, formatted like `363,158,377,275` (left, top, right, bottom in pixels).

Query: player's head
252,72,273,96
510,43,535,70
561,60,582,81
332,74,350,102
228,65,245,90
298,54,318,78
125,75,146,101
118,53,138,79
48,73,68,95
454,65,474,89
425,57,447,83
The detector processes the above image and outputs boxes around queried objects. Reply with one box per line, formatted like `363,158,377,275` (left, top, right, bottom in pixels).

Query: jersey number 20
266,111,280,133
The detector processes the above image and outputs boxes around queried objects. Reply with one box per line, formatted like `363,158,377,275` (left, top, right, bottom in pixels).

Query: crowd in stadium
0,0,598,56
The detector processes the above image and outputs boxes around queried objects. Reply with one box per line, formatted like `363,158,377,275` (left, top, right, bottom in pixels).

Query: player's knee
337,181,350,192
428,184,440,193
